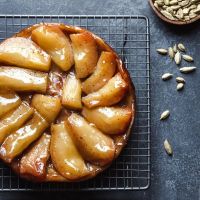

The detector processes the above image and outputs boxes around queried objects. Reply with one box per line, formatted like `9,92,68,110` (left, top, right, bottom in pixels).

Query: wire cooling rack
0,15,150,191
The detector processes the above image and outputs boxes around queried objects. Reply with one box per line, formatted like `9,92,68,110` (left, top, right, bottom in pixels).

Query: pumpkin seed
174,51,181,65
168,47,174,59
157,48,168,55
178,43,186,51
180,66,196,73
182,54,194,62
160,110,170,120
164,139,173,155
162,73,173,80
176,77,185,83
177,82,184,91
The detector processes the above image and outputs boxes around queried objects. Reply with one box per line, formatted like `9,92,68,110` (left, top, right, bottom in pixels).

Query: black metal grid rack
0,15,150,191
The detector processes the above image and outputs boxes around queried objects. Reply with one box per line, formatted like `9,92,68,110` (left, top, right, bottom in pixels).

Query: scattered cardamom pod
176,77,185,83
162,73,173,80
164,139,173,156
177,82,184,91
174,51,181,65
180,66,196,73
168,47,174,59
173,44,177,53
182,54,194,62
160,110,170,120
178,43,186,52
157,48,168,55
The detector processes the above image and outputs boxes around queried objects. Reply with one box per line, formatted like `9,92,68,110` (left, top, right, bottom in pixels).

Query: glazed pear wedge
31,94,61,123
82,51,116,94
0,102,34,143
46,162,67,182
62,72,82,110
0,67,48,93
67,113,115,166
82,106,132,135
0,110,49,163
70,32,98,78
0,37,51,71
20,133,51,181
82,73,127,108
0,90,21,118
50,122,89,180
31,25,74,71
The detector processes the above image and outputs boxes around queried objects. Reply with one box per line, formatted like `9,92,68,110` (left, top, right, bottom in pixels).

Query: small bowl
149,0,200,25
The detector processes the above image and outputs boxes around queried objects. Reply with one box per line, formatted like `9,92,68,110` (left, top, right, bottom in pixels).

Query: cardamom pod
157,48,168,55
162,73,173,80
174,51,181,65
178,43,186,52
182,54,194,62
180,66,196,73
164,0,170,6
176,77,185,83
173,44,177,53
168,47,174,59
161,10,176,20
164,139,173,155
177,83,184,91
160,110,170,120
170,0,178,5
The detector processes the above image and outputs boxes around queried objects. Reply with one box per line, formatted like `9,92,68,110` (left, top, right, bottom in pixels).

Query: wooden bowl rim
149,0,200,25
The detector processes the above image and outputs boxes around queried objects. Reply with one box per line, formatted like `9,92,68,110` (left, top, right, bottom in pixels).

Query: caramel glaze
0,23,136,182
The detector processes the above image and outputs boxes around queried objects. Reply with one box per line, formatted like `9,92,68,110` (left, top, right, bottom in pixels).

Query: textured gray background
0,0,199,199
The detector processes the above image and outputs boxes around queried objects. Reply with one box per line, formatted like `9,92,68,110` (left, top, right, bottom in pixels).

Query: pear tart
0,23,135,182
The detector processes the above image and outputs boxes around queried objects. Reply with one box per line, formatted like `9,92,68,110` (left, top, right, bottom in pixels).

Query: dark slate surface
0,0,199,199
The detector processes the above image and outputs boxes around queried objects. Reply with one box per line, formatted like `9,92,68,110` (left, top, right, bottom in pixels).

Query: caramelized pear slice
20,133,51,181
82,73,127,108
62,72,82,110
0,110,49,163
82,51,116,94
31,94,61,123
67,113,115,166
0,102,34,143
70,32,98,78
0,37,51,71
82,106,132,135
50,123,89,180
31,25,74,71
46,162,67,182
0,67,48,93
0,90,21,118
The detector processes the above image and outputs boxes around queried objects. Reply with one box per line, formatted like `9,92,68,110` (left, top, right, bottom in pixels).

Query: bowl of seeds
149,0,200,25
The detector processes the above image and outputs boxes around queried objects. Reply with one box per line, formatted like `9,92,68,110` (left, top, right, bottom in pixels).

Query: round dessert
0,23,135,182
